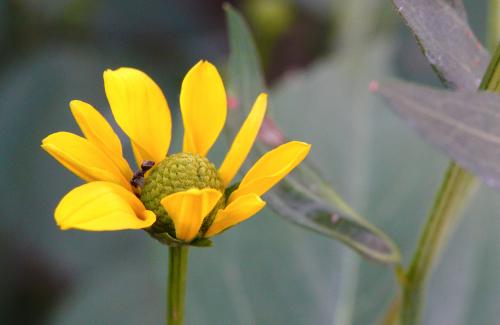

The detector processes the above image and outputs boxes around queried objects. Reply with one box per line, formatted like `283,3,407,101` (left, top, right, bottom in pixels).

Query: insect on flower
41,60,310,244
130,160,155,188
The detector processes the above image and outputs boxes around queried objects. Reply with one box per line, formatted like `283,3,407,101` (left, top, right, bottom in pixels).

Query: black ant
131,160,155,188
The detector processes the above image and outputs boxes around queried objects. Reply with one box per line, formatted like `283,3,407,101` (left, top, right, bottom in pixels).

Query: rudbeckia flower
42,61,310,244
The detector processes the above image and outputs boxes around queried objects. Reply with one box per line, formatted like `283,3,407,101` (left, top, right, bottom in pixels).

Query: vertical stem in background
167,246,189,325
334,250,360,324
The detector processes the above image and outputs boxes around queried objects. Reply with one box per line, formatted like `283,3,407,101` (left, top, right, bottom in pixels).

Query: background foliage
0,0,494,324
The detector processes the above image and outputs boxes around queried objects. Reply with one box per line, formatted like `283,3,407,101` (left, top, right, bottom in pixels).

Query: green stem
400,165,477,325
167,246,189,325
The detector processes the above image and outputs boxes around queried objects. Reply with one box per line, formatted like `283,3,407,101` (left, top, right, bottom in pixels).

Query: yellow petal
103,67,172,166
219,93,267,186
180,61,227,156
55,181,156,231
42,132,132,190
160,188,222,241
205,193,265,237
70,100,133,180
229,141,311,201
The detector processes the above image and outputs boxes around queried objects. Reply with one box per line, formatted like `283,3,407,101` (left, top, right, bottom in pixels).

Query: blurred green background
0,0,496,324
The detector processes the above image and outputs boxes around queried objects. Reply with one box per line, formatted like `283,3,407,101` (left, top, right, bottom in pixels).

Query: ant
131,160,155,188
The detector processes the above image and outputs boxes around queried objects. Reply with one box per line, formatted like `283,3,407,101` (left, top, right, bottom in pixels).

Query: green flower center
140,152,224,242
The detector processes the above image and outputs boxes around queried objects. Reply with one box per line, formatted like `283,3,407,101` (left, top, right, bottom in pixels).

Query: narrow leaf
394,0,489,90
225,5,400,264
375,80,500,189
267,182,401,263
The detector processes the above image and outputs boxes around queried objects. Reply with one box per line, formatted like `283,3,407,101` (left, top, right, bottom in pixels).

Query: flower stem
167,246,189,325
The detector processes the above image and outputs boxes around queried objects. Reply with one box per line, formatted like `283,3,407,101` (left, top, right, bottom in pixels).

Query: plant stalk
167,246,189,325
400,166,477,325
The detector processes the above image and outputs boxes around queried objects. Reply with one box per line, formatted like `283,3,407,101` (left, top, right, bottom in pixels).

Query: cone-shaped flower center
140,153,224,237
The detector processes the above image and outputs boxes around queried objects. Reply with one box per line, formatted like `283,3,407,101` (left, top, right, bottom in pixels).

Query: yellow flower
42,61,310,243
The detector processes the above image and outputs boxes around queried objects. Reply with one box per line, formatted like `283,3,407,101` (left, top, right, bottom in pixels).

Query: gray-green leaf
376,79,500,189
393,0,489,90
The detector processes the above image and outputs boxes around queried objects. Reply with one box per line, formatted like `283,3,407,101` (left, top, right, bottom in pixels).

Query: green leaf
375,79,500,189
266,182,400,263
393,0,489,90
224,4,400,264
